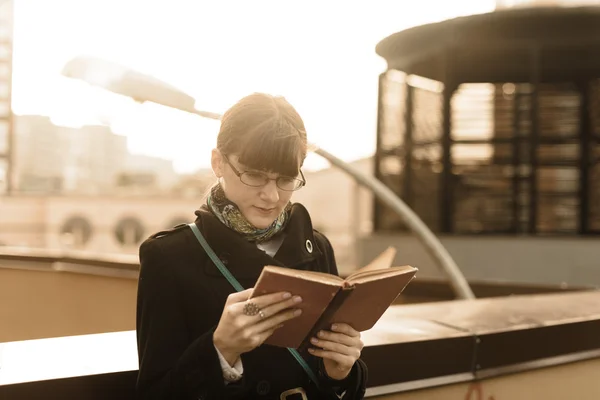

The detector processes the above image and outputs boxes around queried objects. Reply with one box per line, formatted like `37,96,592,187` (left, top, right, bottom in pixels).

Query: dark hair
217,93,308,177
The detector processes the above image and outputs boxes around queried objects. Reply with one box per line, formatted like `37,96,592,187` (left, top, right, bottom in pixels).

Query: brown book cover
249,247,417,349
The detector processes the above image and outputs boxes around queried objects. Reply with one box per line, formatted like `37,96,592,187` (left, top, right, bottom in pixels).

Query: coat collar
193,203,323,283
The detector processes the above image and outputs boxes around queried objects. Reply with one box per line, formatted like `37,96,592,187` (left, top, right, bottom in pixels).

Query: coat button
305,240,313,253
219,253,230,265
256,380,270,395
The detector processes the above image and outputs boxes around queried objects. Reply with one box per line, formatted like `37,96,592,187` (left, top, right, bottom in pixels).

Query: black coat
136,203,368,400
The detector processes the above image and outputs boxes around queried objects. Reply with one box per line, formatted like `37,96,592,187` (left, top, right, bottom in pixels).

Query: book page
346,247,397,281
259,265,343,285
346,265,416,285
330,267,417,332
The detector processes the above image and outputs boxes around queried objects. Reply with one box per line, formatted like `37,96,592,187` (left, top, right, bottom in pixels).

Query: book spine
298,286,354,353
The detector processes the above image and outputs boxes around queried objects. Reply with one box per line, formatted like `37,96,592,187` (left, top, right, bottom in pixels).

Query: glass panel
375,70,410,232
413,144,442,164
454,195,514,233
379,156,403,178
379,70,406,151
592,79,600,138
413,86,442,144
536,166,579,234
452,143,515,165
591,81,600,230
594,143,600,162
517,140,531,164
410,143,442,232
451,84,495,141
537,196,579,234
411,172,441,232
538,84,580,139
517,179,531,232
375,155,405,232
590,161,600,231
493,83,517,140
537,167,579,194
452,164,515,233
537,143,580,164
515,84,534,138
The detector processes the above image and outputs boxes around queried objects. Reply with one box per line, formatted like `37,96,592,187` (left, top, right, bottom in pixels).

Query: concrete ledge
1,291,599,399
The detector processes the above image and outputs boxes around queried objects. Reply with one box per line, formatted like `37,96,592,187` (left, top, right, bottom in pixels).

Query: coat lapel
193,203,323,286
271,204,323,269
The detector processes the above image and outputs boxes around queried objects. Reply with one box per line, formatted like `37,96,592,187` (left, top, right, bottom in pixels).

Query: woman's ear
211,149,224,178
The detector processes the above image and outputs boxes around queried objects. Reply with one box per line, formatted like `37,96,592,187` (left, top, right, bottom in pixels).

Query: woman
136,93,368,399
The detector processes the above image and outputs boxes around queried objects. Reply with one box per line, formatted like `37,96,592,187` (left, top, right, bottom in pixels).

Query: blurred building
0,0,12,194
12,115,179,195
0,158,369,272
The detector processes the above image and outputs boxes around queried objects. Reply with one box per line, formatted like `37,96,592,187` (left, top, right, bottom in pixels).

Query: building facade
12,115,179,195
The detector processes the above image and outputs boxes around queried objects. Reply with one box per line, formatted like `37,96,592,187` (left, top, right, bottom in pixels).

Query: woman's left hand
308,323,364,381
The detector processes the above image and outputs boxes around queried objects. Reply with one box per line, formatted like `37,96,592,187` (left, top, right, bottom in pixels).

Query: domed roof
376,6,600,83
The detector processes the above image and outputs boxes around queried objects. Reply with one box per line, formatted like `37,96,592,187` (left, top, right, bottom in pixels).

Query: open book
250,247,417,349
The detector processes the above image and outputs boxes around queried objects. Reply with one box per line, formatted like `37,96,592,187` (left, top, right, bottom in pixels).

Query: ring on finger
243,301,261,316
259,310,266,319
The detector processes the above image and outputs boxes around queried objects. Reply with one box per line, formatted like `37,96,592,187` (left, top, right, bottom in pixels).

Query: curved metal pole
313,146,475,300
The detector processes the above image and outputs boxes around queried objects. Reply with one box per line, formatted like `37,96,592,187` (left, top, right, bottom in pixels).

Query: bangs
236,117,306,177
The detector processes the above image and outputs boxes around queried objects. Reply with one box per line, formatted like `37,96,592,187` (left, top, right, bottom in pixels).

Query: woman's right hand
213,288,303,365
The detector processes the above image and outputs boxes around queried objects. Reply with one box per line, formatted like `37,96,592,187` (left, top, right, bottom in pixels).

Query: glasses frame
222,154,306,191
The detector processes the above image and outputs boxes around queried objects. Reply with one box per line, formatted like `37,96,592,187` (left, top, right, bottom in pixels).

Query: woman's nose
261,180,280,202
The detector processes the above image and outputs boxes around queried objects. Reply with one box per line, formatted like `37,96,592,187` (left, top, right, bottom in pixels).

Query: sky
10,0,497,173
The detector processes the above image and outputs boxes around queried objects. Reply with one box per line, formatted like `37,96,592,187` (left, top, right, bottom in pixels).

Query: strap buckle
280,387,308,400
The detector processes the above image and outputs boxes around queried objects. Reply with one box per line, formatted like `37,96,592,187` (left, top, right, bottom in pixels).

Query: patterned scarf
206,183,292,243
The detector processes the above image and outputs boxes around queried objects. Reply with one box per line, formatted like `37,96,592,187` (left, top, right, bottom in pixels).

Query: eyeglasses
223,155,306,191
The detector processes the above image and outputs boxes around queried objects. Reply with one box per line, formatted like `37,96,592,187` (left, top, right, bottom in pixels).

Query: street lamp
61,56,221,120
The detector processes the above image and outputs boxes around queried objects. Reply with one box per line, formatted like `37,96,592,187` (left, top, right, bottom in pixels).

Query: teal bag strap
188,223,321,389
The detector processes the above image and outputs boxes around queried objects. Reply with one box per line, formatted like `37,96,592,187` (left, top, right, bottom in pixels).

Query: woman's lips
254,206,275,215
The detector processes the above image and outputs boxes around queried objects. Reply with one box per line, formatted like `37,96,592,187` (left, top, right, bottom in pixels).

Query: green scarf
206,183,292,243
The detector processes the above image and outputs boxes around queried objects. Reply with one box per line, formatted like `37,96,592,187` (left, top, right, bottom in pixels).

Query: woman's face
212,150,295,229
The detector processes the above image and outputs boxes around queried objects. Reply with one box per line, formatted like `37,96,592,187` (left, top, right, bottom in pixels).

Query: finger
252,307,303,334
308,348,355,368
229,292,295,319
330,323,360,338
259,295,302,319
315,330,356,348
309,337,361,359
246,291,294,309
226,289,254,304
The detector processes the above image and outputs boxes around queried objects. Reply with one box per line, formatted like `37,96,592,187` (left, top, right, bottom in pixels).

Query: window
114,216,146,246
60,215,93,248
375,77,600,235
375,70,409,231
410,86,443,232
451,84,515,233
